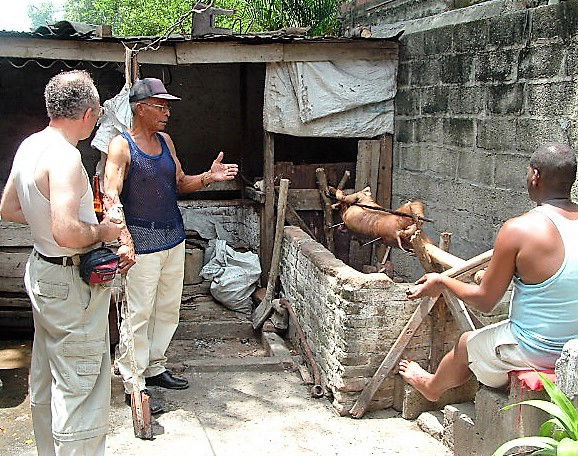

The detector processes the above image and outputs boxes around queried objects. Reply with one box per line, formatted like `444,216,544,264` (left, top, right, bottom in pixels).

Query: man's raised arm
104,135,135,273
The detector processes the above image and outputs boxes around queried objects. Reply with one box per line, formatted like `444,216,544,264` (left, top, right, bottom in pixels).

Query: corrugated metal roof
0,21,400,43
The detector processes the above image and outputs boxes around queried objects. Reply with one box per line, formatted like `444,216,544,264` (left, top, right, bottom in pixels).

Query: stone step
177,289,255,340
175,320,255,340
183,356,294,373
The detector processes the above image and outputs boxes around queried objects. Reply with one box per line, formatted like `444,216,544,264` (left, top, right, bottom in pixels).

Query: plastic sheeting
200,240,261,317
263,60,397,137
91,86,132,154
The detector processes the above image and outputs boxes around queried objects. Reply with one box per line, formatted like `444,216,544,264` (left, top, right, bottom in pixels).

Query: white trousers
26,252,111,456
117,241,185,393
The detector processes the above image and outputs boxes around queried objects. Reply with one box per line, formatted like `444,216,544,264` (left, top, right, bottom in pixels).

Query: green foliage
63,0,340,36
493,374,578,456
27,0,56,29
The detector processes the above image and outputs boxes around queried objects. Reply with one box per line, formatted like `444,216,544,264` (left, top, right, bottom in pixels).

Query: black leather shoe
124,389,164,415
146,370,189,390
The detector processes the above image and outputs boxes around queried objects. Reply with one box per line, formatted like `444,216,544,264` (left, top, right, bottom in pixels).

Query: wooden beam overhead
0,36,397,65
0,37,177,64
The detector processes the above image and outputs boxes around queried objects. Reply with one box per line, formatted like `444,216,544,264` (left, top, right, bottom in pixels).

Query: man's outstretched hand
210,152,238,182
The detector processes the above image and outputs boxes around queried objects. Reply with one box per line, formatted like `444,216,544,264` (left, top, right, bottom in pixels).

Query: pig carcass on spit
331,187,427,251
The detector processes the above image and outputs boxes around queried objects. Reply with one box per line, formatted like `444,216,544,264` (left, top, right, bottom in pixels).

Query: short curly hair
44,70,99,120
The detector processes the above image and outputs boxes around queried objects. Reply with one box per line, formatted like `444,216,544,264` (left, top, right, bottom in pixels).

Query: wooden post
376,135,393,209
315,167,335,252
356,140,381,198
261,131,275,283
253,179,290,330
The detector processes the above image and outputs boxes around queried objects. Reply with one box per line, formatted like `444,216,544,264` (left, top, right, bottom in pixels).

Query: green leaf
538,373,578,439
557,437,578,456
539,419,558,437
492,436,558,456
503,400,574,438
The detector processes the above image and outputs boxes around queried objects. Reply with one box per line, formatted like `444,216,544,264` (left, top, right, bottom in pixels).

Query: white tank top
12,127,98,257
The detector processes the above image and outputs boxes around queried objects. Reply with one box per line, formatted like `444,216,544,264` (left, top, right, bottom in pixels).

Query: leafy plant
63,0,340,37
493,373,578,456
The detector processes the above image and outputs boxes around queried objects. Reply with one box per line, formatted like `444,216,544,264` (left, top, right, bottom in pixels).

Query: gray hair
530,142,577,194
44,70,99,120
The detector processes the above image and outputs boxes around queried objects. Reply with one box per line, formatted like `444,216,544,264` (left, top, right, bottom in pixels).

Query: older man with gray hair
0,70,124,456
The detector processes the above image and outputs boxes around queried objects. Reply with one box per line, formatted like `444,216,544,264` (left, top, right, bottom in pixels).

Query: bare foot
398,359,440,402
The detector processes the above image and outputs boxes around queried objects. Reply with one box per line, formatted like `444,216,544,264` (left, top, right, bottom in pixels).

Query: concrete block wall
280,226,463,415
345,0,578,279
179,200,260,251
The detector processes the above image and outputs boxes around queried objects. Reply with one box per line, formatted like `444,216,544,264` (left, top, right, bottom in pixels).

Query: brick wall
346,0,578,279
280,226,462,415
179,201,260,251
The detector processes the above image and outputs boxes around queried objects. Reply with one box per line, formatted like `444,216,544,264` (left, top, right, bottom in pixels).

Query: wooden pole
253,179,289,330
315,167,335,253
261,131,275,283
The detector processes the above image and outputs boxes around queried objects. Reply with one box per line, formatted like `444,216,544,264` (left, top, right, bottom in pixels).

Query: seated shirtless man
399,142,578,401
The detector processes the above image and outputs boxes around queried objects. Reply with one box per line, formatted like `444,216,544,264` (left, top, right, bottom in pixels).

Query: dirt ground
0,335,450,456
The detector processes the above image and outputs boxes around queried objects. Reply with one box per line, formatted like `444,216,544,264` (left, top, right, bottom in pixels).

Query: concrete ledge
417,410,444,441
183,356,294,372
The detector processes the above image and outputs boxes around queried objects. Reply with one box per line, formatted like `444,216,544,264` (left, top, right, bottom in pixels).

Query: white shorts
466,320,543,388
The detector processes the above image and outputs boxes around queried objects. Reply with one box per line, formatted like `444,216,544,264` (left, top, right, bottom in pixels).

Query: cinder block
417,410,445,441
525,81,576,117
414,116,443,143
477,118,517,151
400,376,478,420
518,44,565,79
442,402,475,455
449,85,485,115
487,83,524,115
556,339,578,401
442,118,475,148
453,19,488,54
411,58,441,87
424,25,453,55
475,50,518,83
493,153,530,191
421,86,449,114
488,10,528,48
457,149,495,186
441,53,473,84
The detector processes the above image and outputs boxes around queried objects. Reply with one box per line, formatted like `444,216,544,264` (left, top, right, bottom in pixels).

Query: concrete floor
0,362,450,455
0,293,450,455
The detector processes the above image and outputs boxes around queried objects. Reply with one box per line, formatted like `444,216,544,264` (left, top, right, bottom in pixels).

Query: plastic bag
200,240,261,317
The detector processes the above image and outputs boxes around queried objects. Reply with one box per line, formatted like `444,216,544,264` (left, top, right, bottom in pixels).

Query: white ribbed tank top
12,127,97,257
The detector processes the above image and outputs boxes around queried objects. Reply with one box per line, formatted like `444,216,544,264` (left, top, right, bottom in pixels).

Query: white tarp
263,60,397,137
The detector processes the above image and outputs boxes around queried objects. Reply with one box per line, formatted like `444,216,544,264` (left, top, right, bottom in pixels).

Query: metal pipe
281,299,324,398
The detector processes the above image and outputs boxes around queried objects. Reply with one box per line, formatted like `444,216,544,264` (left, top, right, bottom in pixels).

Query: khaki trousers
117,241,185,393
26,252,111,456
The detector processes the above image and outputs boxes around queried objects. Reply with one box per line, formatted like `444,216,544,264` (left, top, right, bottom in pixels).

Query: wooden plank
282,41,398,62
0,296,31,309
376,135,393,209
0,310,33,329
287,189,323,211
0,36,177,64
253,179,289,330
349,248,494,418
177,40,397,64
356,140,380,199
274,162,355,190
349,296,438,418
0,36,397,66
261,131,275,282
0,222,33,247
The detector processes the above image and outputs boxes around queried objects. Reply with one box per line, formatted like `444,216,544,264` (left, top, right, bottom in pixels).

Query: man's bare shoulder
502,210,551,238
108,135,130,158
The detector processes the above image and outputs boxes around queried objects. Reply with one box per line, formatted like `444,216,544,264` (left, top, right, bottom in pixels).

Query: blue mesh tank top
120,131,185,254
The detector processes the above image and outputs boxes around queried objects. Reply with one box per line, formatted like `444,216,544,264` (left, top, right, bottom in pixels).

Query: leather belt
34,250,79,267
